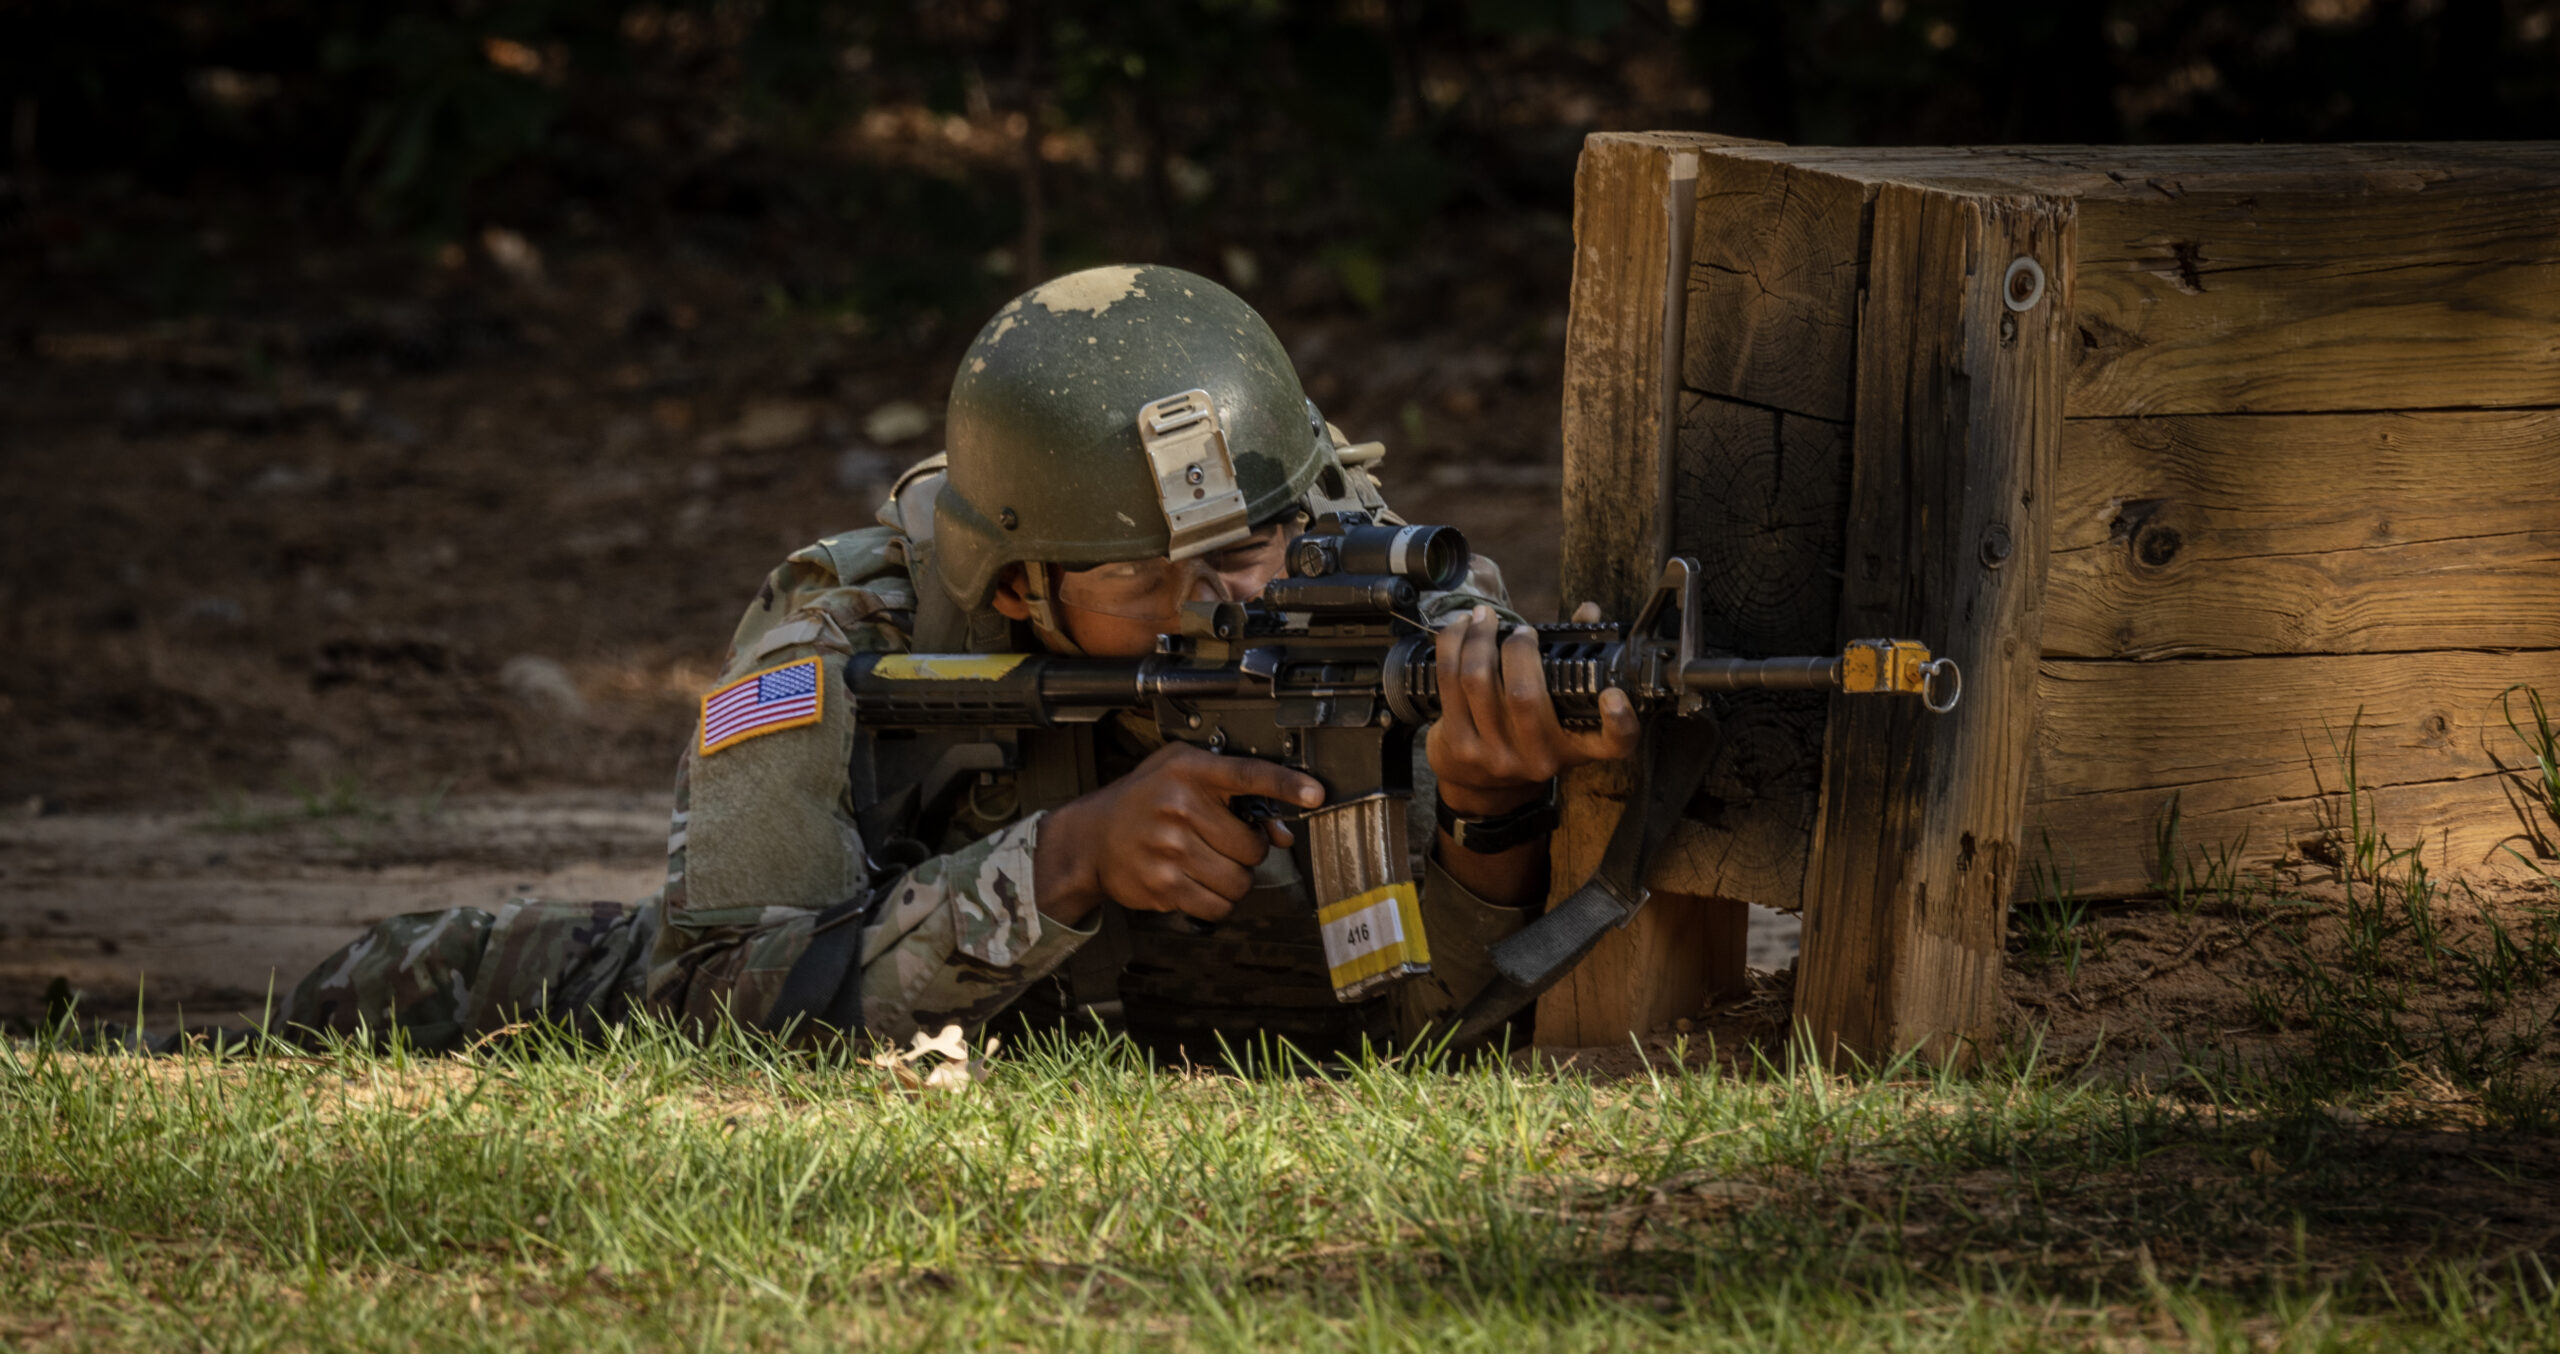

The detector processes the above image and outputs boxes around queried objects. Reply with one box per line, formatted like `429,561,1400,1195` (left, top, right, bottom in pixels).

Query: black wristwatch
1435,779,1561,854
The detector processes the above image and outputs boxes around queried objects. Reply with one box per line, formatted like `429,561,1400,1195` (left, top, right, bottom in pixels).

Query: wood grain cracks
2045,409,2560,658
1682,155,1866,422
1672,393,1851,656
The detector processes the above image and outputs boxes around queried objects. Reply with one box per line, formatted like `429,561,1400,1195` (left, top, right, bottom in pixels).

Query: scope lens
1318,523,1469,589
1413,529,1463,590
1288,537,1335,578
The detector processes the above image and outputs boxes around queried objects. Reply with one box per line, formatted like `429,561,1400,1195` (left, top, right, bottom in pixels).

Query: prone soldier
277,264,1642,1057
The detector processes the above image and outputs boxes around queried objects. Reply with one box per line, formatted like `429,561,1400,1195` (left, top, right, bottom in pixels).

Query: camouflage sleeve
850,812,1097,1045
281,895,657,1052
647,527,1093,1034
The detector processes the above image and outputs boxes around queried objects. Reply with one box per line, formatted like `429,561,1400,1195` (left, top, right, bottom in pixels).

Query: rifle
845,514,1958,1042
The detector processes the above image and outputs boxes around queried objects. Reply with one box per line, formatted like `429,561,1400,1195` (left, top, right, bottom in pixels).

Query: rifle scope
1287,518,1468,590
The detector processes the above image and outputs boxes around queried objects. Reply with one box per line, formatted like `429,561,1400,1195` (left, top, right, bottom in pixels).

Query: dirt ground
0,791,665,1027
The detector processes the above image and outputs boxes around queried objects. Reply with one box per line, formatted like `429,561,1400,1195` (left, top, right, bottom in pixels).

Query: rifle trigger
1228,794,1288,827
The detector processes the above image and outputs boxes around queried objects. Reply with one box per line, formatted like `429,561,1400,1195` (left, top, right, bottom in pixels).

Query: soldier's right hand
1034,743,1323,926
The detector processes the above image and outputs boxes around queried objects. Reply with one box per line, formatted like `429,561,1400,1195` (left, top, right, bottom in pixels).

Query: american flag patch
699,657,825,756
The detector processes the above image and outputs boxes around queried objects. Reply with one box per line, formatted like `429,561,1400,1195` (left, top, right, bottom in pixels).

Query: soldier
278,264,1638,1058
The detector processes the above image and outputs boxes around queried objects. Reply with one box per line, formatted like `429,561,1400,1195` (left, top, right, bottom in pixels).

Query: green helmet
934,264,1334,610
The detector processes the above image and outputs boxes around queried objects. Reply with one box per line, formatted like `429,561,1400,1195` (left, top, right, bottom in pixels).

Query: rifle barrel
1679,656,1839,692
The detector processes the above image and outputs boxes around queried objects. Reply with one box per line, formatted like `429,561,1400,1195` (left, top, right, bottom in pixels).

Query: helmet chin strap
1019,563,1086,657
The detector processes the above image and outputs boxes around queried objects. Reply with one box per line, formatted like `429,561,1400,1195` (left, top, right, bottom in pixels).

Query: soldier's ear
989,564,1034,622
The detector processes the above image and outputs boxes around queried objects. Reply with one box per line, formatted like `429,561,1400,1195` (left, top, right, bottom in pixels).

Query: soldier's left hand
1427,603,1639,818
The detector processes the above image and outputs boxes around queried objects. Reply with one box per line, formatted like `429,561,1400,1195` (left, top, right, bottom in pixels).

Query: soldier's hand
1034,742,1322,925
1428,603,1640,818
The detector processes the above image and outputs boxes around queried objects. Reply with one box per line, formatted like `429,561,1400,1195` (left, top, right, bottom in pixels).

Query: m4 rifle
847,514,1957,1039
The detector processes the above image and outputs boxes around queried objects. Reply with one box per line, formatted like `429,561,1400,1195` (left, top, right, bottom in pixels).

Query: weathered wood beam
2025,650,2560,896
2067,183,2560,416
2044,411,2560,660
1634,147,1872,915
1795,183,2074,1069
1630,393,1850,908
1561,132,1748,624
2026,776,2552,905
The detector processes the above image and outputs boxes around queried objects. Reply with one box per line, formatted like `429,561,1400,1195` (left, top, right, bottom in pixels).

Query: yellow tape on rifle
867,654,1030,681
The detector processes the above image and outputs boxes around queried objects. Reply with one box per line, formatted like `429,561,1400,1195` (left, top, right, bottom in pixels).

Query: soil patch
1,791,666,1027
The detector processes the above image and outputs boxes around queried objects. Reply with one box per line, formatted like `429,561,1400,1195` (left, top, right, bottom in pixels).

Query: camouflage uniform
283,898,652,1049
282,463,1532,1055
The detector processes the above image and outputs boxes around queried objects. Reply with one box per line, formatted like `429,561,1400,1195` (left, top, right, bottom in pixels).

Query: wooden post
1556,132,1738,623
1540,131,1767,1045
1794,185,2073,1068
1619,148,1871,912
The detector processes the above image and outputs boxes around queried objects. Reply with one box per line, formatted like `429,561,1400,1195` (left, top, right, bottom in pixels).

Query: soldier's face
1047,522,1296,656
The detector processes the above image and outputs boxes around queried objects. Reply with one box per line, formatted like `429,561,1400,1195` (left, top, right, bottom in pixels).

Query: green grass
6,1018,2558,1352
2204,716,2560,1128
2015,827,2106,980
2503,685,2560,875
2151,792,2282,924
27,695,2560,1350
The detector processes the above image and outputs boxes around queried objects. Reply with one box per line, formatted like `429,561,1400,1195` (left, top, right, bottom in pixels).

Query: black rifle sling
763,891,880,1036
1443,714,1723,1047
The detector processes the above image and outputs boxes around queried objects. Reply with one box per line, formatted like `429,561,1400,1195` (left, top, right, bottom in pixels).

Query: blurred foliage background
5,0,2555,328
2,0,2558,807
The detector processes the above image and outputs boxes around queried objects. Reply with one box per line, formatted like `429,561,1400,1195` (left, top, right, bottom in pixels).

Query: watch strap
1436,779,1561,854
